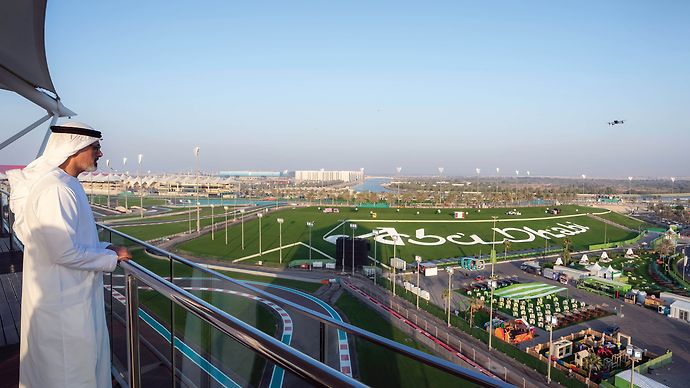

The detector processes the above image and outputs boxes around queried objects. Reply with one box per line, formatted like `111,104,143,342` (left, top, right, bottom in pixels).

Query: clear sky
2,0,689,178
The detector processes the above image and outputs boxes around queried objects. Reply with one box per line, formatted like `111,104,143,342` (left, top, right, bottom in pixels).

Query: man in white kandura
7,121,131,388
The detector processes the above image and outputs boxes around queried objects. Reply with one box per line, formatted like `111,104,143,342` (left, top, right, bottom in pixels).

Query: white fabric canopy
0,0,54,93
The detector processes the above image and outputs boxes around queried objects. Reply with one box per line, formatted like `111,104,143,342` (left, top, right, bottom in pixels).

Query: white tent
579,254,589,265
600,251,611,263
554,257,563,266
602,265,621,279
586,262,602,274
625,248,635,258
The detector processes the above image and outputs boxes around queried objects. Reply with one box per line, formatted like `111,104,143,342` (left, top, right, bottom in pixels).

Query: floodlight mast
122,157,128,209
138,154,144,218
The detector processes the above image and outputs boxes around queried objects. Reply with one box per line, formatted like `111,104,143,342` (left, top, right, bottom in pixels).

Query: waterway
352,178,392,193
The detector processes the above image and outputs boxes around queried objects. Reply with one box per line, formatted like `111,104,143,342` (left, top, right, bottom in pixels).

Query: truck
420,262,438,277
520,261,541,275
644,295,667,311
543,268,569,284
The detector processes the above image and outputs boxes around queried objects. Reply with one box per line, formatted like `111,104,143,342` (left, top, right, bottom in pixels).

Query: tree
442,289,451,313
562,237,573,265
583,353,603,381
467,297,484,328
657,238,675,258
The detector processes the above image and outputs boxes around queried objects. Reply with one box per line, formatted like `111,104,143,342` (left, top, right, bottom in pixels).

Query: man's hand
107,245,132,262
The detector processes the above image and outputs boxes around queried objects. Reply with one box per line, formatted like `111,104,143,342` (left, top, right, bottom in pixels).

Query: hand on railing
107,245,132,262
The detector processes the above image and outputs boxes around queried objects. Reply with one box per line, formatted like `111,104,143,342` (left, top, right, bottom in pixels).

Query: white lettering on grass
370,222,590,247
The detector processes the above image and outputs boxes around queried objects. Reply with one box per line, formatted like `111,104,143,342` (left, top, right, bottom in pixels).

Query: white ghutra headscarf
6,121,102,242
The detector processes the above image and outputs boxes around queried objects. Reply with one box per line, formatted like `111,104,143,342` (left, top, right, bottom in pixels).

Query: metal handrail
120,259,365,388
102,224,513,387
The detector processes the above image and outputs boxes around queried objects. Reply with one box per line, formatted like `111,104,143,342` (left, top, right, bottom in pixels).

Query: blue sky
2,1,689,177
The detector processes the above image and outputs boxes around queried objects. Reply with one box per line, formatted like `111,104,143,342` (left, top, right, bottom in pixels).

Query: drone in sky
607,119,626,126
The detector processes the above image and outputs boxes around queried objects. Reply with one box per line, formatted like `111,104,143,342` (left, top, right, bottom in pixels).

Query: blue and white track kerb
244,281,353,377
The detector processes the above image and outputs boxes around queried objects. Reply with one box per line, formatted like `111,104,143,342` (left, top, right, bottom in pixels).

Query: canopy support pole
0,113,51,152
36,115,58,157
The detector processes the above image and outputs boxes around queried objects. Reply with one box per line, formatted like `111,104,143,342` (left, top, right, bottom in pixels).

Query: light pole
372,230,380,285
475,168,481,192
234,180,239,221
415,255,422,309
307,221,315,268
488,278,497,349
671,177,676,196
396,167,402,205
257,212,263,255
240,208,245,250
514,170,519,204
187,200,192,233
122,157,128,209
138,153,144,218
224,206,229,245
277,218,284,264
495,167,500,204
447,267,454,327
546,315,558,384
490,215,499,344
211,204,215,240
626,344,643,388
392,234,399,296
437,167,444,206
350,223,357,276
194,146,200,232
581,174,586,197
196,202,201,235
319,168,324,207
106,159,111,208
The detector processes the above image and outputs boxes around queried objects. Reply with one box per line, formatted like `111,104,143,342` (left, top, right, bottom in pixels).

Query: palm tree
442,289,451,313
562,237,572,265
468,297,484,328
583,353,603,381
503,239,512,259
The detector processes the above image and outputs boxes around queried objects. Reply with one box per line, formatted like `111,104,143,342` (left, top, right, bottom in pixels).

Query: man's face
73,141,103,173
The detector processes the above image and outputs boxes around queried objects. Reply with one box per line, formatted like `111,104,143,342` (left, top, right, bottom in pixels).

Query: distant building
218,171,284,178
295,170,364,183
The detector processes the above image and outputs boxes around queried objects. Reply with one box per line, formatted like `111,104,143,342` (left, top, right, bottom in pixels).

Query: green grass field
594,211,650,230
335,292,477,387
173,205,637,266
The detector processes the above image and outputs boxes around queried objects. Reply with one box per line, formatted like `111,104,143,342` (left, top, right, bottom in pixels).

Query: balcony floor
0,234,22,388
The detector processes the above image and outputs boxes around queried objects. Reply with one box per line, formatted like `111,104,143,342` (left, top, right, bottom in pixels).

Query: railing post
319,321,326,363
0,194,4,235
169,256,176,386
8,204,15,251
126,273,141,388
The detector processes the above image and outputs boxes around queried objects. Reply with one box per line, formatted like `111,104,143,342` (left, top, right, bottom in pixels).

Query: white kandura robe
19,168,118,388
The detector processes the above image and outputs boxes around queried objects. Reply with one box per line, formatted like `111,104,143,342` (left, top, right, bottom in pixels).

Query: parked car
602,326,620,336
474,275,486,282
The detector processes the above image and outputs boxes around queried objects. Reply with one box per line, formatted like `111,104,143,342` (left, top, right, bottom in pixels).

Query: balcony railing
1,189,512,387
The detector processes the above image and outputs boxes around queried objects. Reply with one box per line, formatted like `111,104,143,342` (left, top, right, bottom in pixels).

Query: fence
634,350,672,374
588,231,646,251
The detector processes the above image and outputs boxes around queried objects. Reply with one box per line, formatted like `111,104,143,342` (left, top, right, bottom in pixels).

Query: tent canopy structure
579,254,589,264
0,0,75,154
